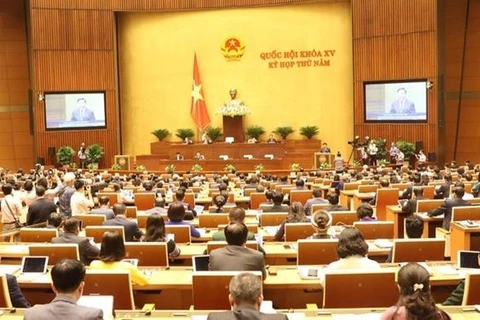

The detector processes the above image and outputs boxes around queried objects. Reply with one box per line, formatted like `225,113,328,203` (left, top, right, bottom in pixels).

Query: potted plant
86,144,104,169
151,129,170,141
165,164,176,174
254,163,264,174
353,160,361,167
205,126,223,142
290,163,300,171
245,125,266,140
299,125,319,139
111,163,121,170
224,164,236,173
56,146,75,167
319,162,331,170
175,128,195,142
371,138,387,161
273,126,295,140
135,164,147,172
396,140,416,164
191,164,203,173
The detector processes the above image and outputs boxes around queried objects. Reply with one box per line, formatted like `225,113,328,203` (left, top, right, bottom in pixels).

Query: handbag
4,198,23,228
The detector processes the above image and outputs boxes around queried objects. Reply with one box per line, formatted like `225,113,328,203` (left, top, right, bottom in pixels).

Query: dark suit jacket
428,197,471,230
261,204,289,213
209,245,267,279
52,232,100,265
6,274,30,308
71,108,96,121
90,207,115,220
103,216,143,241
27,198,58,226
207,306,288,320
24,294,103,320
400,183,423,200
435,182,453,199
401,196,424,216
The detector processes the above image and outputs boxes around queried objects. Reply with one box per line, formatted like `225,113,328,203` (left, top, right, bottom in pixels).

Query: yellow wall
118,2,353,158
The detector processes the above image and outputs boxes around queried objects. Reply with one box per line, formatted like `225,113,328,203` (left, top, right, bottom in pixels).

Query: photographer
70,179,94,216
77,143,88,169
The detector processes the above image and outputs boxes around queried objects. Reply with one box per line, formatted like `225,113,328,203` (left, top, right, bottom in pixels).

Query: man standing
27,186,58,226
103,203,143,241
0,184,22,233
52,219,100,265
58,173,76,218
70,180,94,216
71,98,96,121
24,259,103,320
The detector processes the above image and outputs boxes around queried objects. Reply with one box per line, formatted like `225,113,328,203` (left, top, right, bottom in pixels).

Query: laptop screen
22,256,48,273
194,205,204,215
458,251,480,269
192,255,210,272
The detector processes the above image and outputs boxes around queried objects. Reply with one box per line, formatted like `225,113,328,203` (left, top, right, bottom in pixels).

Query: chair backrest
20,228,58,242
192,271,262,310
358,185,379,193
467,198,480,205
275,184,293,192
183,193,195,209
134,192,156,210
375,188,399,220
243,188,257,197
83,270,134,310
330,211,357,226
217,224,259,234
259,212,288,227
85,226,125,243
353,221,394,240
392,239,445,263
96,192,118,206
297,239,338,265
311,203,331,212
343,183,359,191
75,214,106,227
290,190,313,206
0,274,12,308
323,270,397,308
391,183,409,191
124,242,168,267
462,271,480,305
165,225,192,243
452,206,480,222
250,192,267,210
421,186,435,199
29,244,80,265
284,223,315,241
198,214,229,228
206,241,258,254
416,199,444,213
125,206,137,219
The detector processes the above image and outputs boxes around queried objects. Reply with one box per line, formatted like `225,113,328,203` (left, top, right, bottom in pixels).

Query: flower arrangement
135,164,147,172
224,164,236,173
165,164,176,173
87,163,98,170
111,163,121,170
319,162,331,169
254,163,264,172
353,160,362,167
216,100,250,117
191,164,203,173
290,163,300,171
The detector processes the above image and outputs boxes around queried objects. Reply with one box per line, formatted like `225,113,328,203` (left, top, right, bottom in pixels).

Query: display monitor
364,80,428,122
45,92,106,130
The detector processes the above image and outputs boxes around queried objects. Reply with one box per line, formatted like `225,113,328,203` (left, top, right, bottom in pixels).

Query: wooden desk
339,190,356,209
352,192,375,210
415,213,444,238
450,222,480,261
385,205,406,238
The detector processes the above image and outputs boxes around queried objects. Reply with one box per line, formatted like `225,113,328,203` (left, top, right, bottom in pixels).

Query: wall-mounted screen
364,80,427,122
45,92,106,130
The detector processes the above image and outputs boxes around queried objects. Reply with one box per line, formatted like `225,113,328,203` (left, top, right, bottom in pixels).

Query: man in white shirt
0,184,22,237
70,180,94,216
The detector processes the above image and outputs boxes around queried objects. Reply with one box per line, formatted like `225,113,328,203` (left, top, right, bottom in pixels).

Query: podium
114,155,134,170
314,152,334,168
223,115,244,143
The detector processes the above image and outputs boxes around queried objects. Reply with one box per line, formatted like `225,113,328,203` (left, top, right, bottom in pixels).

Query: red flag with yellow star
190,53,211,130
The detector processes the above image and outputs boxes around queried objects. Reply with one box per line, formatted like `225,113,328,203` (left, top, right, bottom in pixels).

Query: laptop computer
192,255,210,272
457,250,480,269
17,256,49,281
121,189,134,201
194,205,204,215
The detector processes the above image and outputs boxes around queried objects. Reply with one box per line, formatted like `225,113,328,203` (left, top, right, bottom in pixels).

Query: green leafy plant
254,163,265,172
87,163,98,170
290,163,300,170
191,164,203,173
175,128,195,141
151,129,170,141
224,164,236,173
379,159,389,166
136,164,147,172
273,126,295,140
353,160,362,167
371,138,387,160
111,163,121,170
319,162,331,169
165,164,176,174
245,125,266,140
56,146,75,165
86,144,104,164
299,125,319,139
396,140,416,160
205,126,223,142
69,162,77,169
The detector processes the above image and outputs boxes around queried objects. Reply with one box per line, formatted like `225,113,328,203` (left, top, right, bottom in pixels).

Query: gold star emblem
191,82,204,104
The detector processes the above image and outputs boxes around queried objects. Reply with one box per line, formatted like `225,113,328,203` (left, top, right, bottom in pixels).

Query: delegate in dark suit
27,197,58,226
207,307,288,320
103,215,142,241
71,108,96,121
25,294,103,320
428,187,470,230
6,274,30,308
52,232,100,265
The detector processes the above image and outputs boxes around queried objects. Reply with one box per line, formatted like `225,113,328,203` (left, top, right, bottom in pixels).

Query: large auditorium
0,0,479,319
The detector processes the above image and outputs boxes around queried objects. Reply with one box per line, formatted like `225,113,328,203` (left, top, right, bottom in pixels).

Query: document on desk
264,226,279,236
77,295,113,320
0,265,20,275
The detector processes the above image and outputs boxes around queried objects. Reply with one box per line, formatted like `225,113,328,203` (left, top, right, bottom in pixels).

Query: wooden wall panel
352,0,439,161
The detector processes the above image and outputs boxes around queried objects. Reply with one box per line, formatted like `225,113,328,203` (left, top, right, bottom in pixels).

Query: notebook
457,250,480,269
17,256,49,281
192,255,210,272
297,266,322,280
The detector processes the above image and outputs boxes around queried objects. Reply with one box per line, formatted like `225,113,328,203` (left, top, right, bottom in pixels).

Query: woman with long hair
274,201,309,241
380,262,451,320
144,214,180,260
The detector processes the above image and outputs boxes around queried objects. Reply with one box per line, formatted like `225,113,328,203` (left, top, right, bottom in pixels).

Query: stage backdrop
118,1,353,158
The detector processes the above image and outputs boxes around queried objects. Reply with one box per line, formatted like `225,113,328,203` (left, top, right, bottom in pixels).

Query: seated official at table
112,183,132,204
266,134,277,144
323,192,349,212
165,201,201,238
275,202,310,241
207,272,288,320
52,218,100,265
25,259,103,320
310,210,334,239
144,197,168,215
380,262,452,320
212,207,255,241
434,173,453,199
212,194,228,213
400,173,423,200
209,222,267,279
385,216,423,263
6,274,30,308
144,214,180,260
401,187,425,216
262,192,289,212
259,190,274,207
46,212,64,235
369,178,390,206
304,189,329,216
427,187,471,230
103,203,143,241
90,196,114,220
90,231,148,286
193,151,205,160
356,204,376,222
